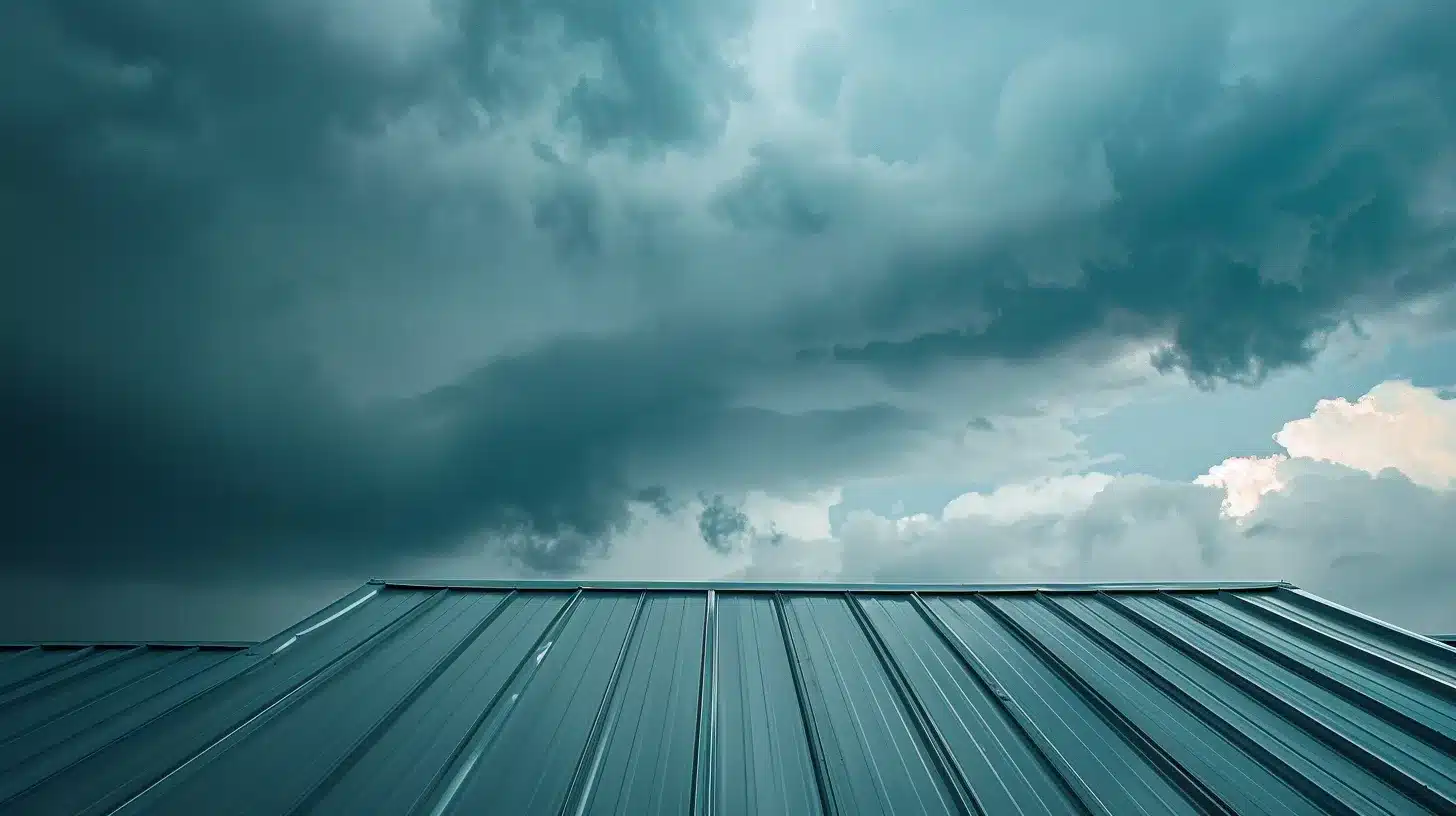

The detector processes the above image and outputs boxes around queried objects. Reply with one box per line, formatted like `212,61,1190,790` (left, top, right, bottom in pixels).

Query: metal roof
2,580,1454,815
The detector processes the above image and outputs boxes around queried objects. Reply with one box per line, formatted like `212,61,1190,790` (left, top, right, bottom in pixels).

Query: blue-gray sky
4,0,1456,639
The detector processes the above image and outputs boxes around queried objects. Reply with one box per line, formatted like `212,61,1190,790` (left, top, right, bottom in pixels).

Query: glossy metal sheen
1,583,1452,815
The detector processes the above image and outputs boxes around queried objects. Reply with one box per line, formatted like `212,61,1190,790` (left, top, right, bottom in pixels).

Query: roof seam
106,589,452,816
909,593,1104,816
978,594,1239,816
772,592,838,816
416,590,586,816
565,591,650,816
688,589,718,816
1048,593,1358,814
846,593,985,816
283,590,522,815
1163,593,1456,759
1100,593,1454,814
9,583,1451,816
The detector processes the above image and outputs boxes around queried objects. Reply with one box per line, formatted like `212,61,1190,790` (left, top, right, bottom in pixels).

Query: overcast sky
4,0,1455,641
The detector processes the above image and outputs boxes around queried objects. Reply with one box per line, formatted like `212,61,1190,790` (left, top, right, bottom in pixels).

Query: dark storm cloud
5,305,911,576
825,2,1456,387
450,0,753,152
711,143,835,235
0,0,769,578
533,171,602,258
4,0,1456,588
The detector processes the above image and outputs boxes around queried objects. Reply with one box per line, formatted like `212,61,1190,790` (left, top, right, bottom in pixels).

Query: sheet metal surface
1,582,1453,815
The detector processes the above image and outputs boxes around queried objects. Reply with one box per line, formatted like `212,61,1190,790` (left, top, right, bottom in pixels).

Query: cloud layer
581,381,1456,632
4,0,1455,586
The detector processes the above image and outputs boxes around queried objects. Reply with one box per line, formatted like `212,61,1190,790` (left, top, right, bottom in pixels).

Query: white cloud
1195,379,1456,520
943,473,1113,523
1194,454,1288,518
1274,380,1456,489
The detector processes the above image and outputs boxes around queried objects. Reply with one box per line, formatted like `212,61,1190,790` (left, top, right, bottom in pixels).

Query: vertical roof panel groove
1272,589,1456,679
1061,594,1391,815
714,594,821,816
317,591,573,815
785,594,961,814
3,581,1450,816
442,592,643,814
587,592,704,816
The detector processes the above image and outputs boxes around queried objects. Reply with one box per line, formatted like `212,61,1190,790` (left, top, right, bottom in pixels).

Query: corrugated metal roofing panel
0,642,250,813
1,581,1453,815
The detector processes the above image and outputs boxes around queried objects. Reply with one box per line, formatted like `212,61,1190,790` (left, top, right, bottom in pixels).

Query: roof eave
373,578,1297,593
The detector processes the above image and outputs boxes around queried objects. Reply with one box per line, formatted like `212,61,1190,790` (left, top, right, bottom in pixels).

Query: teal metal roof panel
1,582,1453,815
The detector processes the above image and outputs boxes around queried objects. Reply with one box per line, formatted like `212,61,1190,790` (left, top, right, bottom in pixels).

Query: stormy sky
4,0,1456,641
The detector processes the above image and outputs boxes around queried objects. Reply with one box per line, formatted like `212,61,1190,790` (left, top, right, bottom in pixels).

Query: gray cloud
448,0,755,151
844,462,1456,633
4,0,1455,591
696,493,749,553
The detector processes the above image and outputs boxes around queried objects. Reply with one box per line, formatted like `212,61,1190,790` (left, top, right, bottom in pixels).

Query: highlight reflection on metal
1,581,1453,815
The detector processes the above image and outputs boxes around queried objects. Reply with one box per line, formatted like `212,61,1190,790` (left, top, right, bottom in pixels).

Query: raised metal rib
976,595,1239,816
909,593,1103,816
772,592,837,816
107,589,453,816
562,592,650,816
846,593,984,816
0,647,98,696
285,591,522,816
1038,595,1361,816
0,647,199,752
1275,587,1456,674
1100,593,1455,814
0,647,144,710
1233,592,1456,704
690,589,719,816
414,590,585,816
1164,593,1456,758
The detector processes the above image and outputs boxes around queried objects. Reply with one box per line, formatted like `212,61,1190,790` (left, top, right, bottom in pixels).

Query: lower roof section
1,582,1454,815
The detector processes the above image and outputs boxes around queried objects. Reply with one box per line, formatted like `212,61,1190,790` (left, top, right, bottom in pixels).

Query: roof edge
0,641,253,650
1275,586,1456,654
376,578,1295,593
